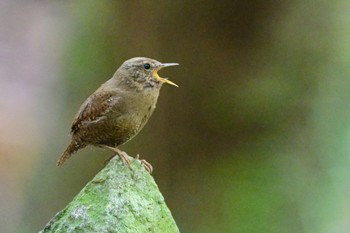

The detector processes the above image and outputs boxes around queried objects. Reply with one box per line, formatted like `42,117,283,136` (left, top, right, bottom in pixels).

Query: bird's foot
102,146,152,173
136,154,153,173
103,146,132,169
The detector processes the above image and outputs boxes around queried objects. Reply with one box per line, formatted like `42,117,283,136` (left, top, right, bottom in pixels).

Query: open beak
154,63,179,87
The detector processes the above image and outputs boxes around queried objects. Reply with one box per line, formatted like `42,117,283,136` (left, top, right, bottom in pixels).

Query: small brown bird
56,57,178,172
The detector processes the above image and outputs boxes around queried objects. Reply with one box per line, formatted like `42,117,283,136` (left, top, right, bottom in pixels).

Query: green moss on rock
41,156,179,233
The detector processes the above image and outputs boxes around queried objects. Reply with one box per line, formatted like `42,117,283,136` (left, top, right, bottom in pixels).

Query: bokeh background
1,1,350,232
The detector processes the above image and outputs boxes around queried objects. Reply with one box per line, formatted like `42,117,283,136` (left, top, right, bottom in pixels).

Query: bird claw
103,146,152,173
118,151,132,167
136,154,153,173
103,146,132,169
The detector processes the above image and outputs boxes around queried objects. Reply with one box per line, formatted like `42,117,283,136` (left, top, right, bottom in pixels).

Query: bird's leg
102,145,132,168
136,154,153,174
101,145,153,173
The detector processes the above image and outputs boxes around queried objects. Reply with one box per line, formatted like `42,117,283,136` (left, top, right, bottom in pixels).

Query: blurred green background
1,1,350,232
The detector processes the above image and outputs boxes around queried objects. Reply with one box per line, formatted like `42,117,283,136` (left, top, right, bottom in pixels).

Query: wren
56,57,178,173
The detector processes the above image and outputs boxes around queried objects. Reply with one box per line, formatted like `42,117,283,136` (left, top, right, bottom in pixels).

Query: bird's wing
71,90,118,134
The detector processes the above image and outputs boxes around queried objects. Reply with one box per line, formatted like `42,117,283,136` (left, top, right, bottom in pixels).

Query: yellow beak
154,63,179,87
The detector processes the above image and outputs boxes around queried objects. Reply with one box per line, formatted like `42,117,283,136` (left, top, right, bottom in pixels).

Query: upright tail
56,140,84,166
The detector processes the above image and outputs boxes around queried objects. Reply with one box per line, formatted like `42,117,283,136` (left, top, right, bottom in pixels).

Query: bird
56,57,179,173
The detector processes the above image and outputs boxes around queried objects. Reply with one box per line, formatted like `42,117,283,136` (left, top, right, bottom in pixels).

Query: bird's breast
106,90,158,145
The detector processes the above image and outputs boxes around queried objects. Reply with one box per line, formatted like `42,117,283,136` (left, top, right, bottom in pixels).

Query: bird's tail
56,141,84,166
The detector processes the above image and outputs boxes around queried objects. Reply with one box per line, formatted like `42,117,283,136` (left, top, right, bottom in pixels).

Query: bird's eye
143,63,151,70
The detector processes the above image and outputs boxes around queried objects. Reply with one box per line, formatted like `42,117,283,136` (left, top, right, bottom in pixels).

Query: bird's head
118,57,179,89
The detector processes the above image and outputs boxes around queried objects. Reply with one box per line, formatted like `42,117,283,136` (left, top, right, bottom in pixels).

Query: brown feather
71,90,117,134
